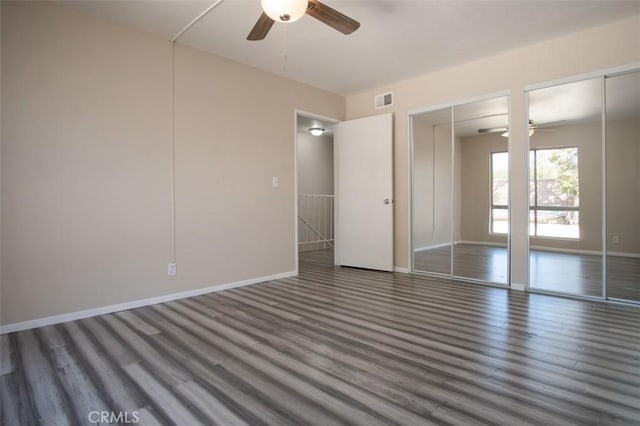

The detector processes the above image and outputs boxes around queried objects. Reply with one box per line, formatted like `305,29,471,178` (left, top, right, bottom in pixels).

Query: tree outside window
530,147,580,239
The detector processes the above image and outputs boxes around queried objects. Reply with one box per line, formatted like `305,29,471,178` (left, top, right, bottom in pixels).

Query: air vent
374,92,393,109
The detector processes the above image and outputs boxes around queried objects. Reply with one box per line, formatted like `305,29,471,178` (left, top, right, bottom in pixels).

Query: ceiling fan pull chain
282,26,288,73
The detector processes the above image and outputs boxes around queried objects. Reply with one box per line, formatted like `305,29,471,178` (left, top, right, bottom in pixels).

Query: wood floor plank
147,333,294,426
100,314,192,386
2,250,640,425
1,334,37,426
175,381,250,426
62,321,151,416
146,306,378,425
134,407,164,426
220,292,304,321
0,334,14,376
122,363,204,425
256,277,640,397
15,330,72,425
115,310,161,336
37,327,111,424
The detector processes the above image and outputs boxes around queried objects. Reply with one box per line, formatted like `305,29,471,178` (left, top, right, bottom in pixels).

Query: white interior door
334,113,393,271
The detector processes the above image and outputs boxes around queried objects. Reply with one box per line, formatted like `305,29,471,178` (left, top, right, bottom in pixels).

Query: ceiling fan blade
478,127,508,134
247,13,275,41
306,0,360,34
531,120,567,129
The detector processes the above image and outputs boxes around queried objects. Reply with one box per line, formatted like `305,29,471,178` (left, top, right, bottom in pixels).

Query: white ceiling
60,0,640,95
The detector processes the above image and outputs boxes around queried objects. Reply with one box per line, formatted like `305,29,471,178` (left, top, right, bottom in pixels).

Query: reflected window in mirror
490,151,508,235
529,147,580,239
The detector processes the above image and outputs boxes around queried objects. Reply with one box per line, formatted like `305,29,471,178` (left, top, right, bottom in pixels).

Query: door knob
384,198,390,204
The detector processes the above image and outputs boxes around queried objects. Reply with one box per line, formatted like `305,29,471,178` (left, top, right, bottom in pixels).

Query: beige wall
296,132,334,195
607,116,640,254
346,15,640,287
413,121,451,249
459,133,509,246
1,2,345,325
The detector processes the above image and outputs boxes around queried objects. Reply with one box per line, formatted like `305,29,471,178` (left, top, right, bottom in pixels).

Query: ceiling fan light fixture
261,0,308,23
309,127,325,136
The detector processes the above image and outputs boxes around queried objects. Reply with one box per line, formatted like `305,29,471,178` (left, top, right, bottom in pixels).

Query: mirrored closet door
412,108,453,276
453,97,509,284
527,68,640,303
605,70,640,303
411,95,509,286
527,78,603,297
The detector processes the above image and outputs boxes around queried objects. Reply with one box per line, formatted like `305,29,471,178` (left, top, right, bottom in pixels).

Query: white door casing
334,113,394,271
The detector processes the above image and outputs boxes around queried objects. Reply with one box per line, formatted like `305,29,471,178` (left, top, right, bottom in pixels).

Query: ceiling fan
478,119,564,136
247,0,360,41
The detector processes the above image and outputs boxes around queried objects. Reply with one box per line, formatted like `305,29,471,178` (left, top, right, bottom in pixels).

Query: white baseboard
530,246,640,258
530,245,601,256
414,242,451,252
0,270,297,335
415,241,509,252
417,240,639,259
456,240,507,248
393,266,410,274
511,282,526,291
604,251,640,259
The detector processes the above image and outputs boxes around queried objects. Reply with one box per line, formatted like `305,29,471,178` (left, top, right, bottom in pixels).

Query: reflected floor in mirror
413,244,640,302
413,244,508,284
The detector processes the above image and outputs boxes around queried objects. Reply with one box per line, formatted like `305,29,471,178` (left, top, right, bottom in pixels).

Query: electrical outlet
168,262,177,276
612,235,620,245
272,176,279,188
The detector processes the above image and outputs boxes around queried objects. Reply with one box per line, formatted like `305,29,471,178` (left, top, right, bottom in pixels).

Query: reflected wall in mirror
606,71,640,302
528,78,603,297
411,95,509,285
412,108,452,275
453,97,509,284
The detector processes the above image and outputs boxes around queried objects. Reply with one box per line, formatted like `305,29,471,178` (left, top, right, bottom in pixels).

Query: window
490,152,509,234
529,147,579,239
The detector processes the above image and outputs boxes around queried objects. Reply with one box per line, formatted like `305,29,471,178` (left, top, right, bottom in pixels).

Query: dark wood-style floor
414,244,640,301
2,252,640,425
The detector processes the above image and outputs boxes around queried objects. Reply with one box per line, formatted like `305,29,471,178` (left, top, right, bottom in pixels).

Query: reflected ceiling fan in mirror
247,0,360,40
478,119,564,137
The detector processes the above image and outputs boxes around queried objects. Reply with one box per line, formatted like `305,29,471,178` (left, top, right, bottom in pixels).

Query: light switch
272,176,279,188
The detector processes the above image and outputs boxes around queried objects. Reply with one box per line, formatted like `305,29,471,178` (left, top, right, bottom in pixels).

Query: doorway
296,112,337,267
